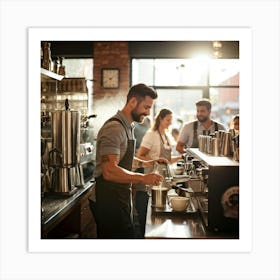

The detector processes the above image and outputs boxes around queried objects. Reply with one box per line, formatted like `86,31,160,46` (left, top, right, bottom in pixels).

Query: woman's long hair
152,108,173,131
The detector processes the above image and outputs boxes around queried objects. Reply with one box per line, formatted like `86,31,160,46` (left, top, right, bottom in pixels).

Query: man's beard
131,108,146,123
197,115,208,123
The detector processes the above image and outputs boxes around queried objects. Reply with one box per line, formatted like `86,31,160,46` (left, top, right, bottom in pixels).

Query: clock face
101,68,120,88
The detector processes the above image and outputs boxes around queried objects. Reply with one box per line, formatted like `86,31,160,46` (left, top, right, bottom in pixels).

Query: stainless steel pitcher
221,131,231,156
51,110,80,167
211,137,220,156
47,104,82,194
50,166,76,193
151,187,168,208
48,148,76,193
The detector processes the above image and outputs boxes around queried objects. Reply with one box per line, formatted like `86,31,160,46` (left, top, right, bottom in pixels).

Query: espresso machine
46,99,84,196
186,148,239,236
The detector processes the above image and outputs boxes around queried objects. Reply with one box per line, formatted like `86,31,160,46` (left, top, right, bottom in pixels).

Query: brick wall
92,42,130,134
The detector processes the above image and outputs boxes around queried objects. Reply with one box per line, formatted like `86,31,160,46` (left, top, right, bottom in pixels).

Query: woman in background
134,108,181,237
231,114,239,160
137,108,181,165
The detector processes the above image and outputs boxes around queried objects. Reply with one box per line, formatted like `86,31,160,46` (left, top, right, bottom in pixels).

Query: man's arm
101,154,163,186
135,146,169,166
176,141,186,154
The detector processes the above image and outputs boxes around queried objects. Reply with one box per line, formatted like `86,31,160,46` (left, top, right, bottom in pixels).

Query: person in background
176,98,226,153
171,128,180,142
231,114,239,135
92,83,164,239
134,117,151,150
170,128,181,156
132,117,151,237
134,108,182,237
231,114,239,157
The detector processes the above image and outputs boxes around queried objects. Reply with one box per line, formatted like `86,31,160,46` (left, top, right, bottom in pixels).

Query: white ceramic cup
174,167,184,175
169,196,190,212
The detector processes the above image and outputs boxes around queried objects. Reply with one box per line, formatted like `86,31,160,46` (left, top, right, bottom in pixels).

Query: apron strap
106,117,130,139
105,117,135,164
192,121,199,147
158,130,171,147
214,121,219,131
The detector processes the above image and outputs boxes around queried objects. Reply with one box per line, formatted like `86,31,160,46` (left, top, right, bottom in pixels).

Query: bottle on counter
58,57,66,76
52,57,58,73
42,42,52,71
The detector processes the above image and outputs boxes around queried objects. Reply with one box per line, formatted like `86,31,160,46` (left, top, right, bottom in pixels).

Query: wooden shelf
41,68,64,81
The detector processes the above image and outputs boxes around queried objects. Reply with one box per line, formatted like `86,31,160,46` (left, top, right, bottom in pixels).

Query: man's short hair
195,98,212,111
126,83,157,103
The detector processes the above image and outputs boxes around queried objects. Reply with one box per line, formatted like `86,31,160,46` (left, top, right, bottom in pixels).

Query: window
155,89,203,130
132,59,154,85
132,58,239,129
63,58,93,79
154,59,208,86
209,59,239,86
210,87,239,128
132,59,208,86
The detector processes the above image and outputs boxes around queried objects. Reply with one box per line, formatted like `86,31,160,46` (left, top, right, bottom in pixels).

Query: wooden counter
144,194,238,239
41,180,97,238
144,194,206,239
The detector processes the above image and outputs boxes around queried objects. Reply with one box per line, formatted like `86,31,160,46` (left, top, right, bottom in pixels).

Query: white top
136,129,176,191
140,129,175,160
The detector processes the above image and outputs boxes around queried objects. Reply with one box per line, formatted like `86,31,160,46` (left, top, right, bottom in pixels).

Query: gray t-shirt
178,120,226,148
94,110,134,178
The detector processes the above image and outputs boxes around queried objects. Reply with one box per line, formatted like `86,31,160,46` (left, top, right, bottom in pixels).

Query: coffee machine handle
48,147,63,167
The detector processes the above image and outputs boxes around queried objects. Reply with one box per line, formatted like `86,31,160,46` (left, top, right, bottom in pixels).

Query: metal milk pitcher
51,109,80,167
221,132,231,156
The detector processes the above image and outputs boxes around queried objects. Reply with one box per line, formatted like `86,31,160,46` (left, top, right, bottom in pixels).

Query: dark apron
191,121,219,148
95,117,136,239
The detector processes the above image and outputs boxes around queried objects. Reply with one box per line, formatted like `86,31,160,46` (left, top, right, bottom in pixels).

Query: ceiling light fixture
212,41,223,58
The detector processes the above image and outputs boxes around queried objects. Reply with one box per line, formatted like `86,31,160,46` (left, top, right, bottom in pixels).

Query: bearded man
176,98,225,153
92,83,164,238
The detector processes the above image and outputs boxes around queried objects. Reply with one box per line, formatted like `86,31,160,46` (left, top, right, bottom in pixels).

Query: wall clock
101,68,120,89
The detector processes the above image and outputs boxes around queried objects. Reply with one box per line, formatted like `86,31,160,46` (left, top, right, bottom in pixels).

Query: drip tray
152,197,197,216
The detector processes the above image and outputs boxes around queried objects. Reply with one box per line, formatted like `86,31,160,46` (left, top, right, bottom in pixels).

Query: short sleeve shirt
140,129,176,160
178,120,226,148
94,110,134,178
140,130,161,160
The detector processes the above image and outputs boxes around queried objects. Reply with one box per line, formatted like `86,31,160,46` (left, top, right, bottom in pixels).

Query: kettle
48,148,76,193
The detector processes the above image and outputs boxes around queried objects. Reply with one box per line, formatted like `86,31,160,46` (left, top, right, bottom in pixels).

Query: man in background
176,98,225,153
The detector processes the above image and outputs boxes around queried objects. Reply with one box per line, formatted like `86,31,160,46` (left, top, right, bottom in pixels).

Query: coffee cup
169,196,189,212
174,167,184,175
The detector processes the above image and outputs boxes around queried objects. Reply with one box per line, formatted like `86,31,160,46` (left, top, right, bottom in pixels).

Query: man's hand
176,141,186,154
155,157,169,165
142,173,164,186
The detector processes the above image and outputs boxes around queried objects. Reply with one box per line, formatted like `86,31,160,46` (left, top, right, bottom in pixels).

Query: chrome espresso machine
185,144,239,236
45,99,84,196
41,99,96,196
